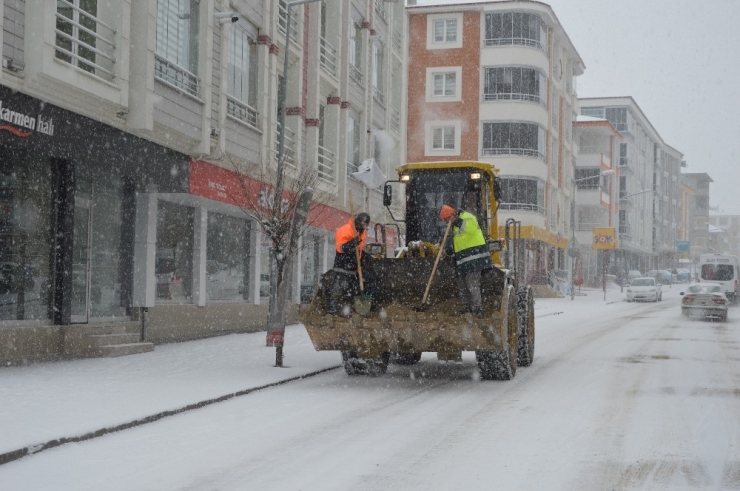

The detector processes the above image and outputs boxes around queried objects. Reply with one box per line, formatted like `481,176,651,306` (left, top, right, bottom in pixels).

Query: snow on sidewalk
0,325,340,455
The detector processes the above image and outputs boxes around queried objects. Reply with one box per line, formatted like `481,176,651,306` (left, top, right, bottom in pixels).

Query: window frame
425,120,461,156
426,13,463,50
425,66,462,102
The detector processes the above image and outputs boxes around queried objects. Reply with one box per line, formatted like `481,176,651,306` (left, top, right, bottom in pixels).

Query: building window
497,178,545,214
55,0,117,81
155,0,199,96
434,19,457,43
484,12,544,50
0,152,54,321
483,66,546,105
425,120,461,155
604,107,634,133
227,22,259,128
427,13,463,49
347,112,361,175
372,43,385,104
481,122,545,159
156,201,194,303
433,72,456,97
349,22,363,84
575,168,602,190
206,213,251,302
432,126,455,150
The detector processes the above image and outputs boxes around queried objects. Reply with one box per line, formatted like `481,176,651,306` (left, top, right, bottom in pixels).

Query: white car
681,282,728,321
626,277,662,302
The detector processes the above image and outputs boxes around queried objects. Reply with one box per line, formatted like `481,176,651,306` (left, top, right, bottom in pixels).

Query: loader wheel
477,285,518,380
341,351,390,376
516,285,535,367
390,352,422,365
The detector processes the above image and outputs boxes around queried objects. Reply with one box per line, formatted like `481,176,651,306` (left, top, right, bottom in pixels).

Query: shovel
348,192,372,316
414,219,453,312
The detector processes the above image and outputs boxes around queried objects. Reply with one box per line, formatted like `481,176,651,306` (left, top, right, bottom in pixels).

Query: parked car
626,277,662,302
627,270,643,283
680,282,728,321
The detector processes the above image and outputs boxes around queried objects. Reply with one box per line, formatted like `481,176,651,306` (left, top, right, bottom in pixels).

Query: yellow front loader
300,162,535,380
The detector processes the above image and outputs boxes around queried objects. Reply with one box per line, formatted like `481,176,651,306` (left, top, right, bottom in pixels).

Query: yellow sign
592,227,616,250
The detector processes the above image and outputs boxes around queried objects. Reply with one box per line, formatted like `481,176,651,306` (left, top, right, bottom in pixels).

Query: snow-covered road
2,289,740,490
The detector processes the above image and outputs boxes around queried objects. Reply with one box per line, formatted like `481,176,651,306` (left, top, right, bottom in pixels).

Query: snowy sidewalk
0,325,340,460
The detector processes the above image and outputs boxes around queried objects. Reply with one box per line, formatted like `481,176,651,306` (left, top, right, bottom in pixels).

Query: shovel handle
421,219,453,305
348,191,365,292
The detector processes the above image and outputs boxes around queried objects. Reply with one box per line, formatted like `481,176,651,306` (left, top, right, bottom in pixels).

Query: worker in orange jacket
327,213,374,315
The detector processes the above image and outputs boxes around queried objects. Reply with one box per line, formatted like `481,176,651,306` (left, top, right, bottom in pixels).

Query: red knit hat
439,205,456,220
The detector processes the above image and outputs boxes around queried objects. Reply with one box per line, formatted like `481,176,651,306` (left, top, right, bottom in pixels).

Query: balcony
392,28,402,53
319,37,337,76
482,92,544,106
349,64,363,84
498,203,545,215
227,97,259,130
317,145,335,182
619,224,632,241
374,0,387,22
278,0,299,37
55,0,117,82
155,56,198,96
619,156,634,174
274,123,296,168
484,37,544,52
347,160,359,177
373,86,385,105
482,148,545,161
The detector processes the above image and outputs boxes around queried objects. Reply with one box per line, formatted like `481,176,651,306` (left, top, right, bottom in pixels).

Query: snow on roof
576,115,607,122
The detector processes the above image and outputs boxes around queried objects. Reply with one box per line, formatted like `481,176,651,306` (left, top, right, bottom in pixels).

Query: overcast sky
415,0,740,215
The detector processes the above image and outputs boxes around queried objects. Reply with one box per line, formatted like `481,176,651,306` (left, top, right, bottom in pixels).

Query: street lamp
570,169,616,300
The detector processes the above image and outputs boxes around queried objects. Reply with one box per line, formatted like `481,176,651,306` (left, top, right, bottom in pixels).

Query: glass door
71,197,92,323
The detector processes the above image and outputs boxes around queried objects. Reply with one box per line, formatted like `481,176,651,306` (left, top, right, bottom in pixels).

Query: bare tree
224,157,337,362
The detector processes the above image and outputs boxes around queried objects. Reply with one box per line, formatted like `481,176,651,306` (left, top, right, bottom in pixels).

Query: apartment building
573,116,620,284
0,0,406,364
682,172,713,259
579,97,683,274
708,214,740,257
406,0,584,284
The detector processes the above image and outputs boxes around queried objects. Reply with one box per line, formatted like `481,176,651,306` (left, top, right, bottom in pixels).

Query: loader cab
401,167,491,245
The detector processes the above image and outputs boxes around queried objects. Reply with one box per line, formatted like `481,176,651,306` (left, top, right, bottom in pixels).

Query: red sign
189,160,350,231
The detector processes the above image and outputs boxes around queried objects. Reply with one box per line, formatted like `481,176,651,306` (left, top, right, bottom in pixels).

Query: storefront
0,85,188,326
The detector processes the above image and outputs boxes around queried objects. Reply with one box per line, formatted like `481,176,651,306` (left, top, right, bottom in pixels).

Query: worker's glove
347,237,362,248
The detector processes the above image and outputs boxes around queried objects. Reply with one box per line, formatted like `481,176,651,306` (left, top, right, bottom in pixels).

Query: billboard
593,227,616,250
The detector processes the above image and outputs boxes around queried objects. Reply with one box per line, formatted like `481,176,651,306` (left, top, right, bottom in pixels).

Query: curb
0,365,341,467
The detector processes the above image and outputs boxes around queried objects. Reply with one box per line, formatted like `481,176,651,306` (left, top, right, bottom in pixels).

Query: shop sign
0,99,54,137
592,227,616,250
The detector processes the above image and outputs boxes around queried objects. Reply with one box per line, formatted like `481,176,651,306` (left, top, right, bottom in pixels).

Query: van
698,254,740,301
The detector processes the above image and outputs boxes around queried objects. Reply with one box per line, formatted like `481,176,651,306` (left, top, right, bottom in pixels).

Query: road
2,289,740,490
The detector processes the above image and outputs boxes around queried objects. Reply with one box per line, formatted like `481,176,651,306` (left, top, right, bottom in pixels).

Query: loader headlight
470,172,482,180
400,174,411,182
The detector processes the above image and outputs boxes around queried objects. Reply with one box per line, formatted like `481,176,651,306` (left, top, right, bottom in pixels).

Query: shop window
0,151,53,321
206,213,251,302
156,201,194,303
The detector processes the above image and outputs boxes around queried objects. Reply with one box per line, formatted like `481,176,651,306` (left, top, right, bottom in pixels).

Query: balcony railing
347,160,359,177
278,0,299,37
319,37,337,76
227,96,259,130
349,64,363,84
274,123,296,168
54,0,117,81
373,86,385,105
577,222,604,232
374,0,387,21
155,55,198,96
484,37,544,51
498,203,545,215
390,106,400,135
483,92,544,106
317,145,336,182
392,28,402,53
482,148,545,160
